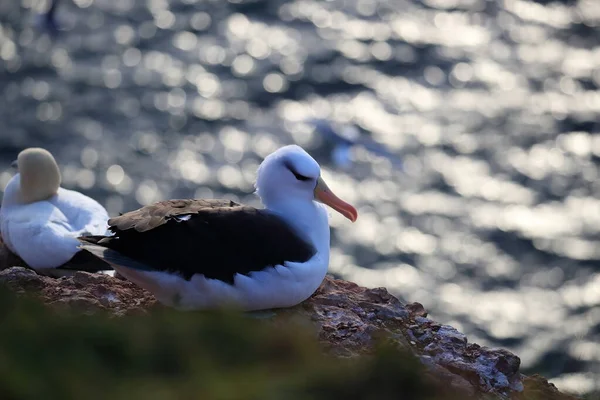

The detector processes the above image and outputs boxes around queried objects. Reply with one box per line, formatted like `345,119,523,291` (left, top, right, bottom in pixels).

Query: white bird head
14,148,61,204
255,145,357,222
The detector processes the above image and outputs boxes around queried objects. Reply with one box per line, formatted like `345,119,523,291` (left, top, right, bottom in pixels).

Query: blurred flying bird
35,0,61,36
309,119,403,170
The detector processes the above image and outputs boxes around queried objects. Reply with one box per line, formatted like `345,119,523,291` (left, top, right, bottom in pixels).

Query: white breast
109,251,329,311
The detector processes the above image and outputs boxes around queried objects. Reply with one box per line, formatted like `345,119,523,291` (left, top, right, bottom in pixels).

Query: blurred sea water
1,0,600,395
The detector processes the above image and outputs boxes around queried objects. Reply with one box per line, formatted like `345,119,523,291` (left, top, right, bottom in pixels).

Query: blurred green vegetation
0,287,466,400
583,393,600,400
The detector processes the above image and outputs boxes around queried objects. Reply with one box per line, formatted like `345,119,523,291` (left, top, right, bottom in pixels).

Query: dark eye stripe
284,160,312,181
292,170,311,181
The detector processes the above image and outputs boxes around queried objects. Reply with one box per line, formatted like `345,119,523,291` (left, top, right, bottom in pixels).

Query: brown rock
300,276,525,398
520,375,578,400
0,266,46,291
0,267,157,314
406,302,428,318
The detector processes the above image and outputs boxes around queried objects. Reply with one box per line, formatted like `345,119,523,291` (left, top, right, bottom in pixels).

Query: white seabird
0,148,110,273
78,145,358,311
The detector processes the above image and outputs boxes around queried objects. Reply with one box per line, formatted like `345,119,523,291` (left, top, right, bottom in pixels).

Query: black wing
82,199,316,284
58,249,113,272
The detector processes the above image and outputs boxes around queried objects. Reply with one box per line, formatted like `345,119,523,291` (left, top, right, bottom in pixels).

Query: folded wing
80,199,316,284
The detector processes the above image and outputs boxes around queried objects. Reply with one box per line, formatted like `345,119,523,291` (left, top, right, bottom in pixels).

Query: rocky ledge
0,235,574,399
0,261,574,400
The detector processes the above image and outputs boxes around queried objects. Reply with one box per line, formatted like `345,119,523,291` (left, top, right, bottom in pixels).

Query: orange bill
314,177,358,222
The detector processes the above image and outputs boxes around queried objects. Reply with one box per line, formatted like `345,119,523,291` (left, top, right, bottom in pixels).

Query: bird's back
51,188,109,235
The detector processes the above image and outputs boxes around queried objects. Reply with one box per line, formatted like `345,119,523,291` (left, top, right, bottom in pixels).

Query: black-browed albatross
78,145,358,310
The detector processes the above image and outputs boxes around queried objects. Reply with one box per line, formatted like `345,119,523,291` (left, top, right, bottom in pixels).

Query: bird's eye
284,161,312,181
292,170,311,181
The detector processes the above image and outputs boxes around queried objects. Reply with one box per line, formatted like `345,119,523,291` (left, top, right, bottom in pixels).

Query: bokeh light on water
1,0,600,394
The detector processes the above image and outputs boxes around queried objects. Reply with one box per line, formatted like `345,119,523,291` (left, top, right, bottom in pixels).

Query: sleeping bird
0,148,111,274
